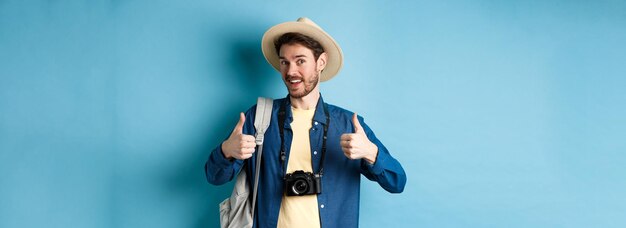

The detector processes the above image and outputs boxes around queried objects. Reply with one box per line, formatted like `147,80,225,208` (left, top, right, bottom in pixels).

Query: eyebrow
279,54,308,59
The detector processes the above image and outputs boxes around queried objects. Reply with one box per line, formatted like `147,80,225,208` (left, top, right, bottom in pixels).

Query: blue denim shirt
205,96,406,228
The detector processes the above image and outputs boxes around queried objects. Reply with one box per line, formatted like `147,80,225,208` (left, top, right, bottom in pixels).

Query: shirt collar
283,94,329,128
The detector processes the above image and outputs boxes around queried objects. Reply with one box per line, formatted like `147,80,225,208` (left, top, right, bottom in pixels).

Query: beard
285,71,320,99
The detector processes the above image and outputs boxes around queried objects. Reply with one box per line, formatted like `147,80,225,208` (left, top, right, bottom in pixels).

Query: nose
286,64,298,77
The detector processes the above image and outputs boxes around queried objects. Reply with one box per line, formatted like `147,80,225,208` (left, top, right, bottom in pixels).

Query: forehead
278,43,314,58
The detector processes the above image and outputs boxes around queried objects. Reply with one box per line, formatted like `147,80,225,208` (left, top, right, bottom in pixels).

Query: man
205,17,406,228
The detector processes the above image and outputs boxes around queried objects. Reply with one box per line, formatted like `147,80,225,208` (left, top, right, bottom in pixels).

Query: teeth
290,80,302,83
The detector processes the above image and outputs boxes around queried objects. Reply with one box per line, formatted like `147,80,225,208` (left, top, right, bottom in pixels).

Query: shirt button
313,151,318,155
320,204,325,209
314,121,318,125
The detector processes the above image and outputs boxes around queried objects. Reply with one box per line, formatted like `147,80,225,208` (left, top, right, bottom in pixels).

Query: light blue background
1,0,625,227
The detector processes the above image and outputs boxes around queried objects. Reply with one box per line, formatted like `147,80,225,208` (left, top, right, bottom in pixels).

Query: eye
296,59,305,64
280,60,288,65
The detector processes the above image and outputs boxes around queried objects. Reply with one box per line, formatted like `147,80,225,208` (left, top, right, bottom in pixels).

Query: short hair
274,32,325,60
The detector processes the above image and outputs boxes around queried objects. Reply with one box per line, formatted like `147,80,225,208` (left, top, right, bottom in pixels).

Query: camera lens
292,179,309,195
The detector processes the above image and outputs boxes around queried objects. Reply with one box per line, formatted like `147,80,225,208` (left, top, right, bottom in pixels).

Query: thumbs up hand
341,113,379,164
221,112,257,160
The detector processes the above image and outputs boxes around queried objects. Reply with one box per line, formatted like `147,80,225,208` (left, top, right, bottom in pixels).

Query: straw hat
261,17,343,82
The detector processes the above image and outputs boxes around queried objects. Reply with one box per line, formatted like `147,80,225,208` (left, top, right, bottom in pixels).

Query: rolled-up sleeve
358,117,407,193
205,143,243,185
204,107,256,185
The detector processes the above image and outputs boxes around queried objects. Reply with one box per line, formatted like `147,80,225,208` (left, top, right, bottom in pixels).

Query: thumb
231,112,245,135
352,113,364,133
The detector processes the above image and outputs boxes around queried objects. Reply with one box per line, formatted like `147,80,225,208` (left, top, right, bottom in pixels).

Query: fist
221,112,257,160
341,113,378,164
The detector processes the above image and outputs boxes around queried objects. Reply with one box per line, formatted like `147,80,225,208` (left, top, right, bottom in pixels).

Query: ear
316,52,328,72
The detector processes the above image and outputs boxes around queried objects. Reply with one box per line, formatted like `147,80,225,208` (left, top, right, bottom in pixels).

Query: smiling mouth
287,77,303,85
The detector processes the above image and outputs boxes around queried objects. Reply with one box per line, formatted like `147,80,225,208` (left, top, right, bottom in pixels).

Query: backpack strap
251,97,273,220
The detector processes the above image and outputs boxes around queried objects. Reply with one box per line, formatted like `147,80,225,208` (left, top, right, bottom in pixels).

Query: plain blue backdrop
1,0,625,227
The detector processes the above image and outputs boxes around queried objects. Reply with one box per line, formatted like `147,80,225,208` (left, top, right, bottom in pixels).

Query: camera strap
278,95,330,177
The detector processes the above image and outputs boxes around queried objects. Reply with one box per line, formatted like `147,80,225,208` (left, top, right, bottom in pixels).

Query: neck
290,91,320,110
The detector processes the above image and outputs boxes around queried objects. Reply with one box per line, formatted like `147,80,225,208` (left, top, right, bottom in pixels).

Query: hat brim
261,19,343,82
